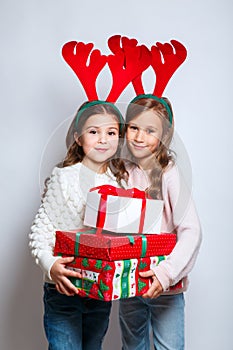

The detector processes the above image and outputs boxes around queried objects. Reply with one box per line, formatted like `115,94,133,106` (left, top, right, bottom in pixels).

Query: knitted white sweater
29,162,122,283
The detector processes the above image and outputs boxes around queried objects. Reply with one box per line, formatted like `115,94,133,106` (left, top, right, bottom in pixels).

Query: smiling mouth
95,148,109,152
131,143,147,150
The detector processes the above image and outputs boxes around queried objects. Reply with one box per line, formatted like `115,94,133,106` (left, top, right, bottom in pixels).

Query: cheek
111,138,119,149
80,139,96,153
83,134,98,145
126,130,132,141
150,137,160,151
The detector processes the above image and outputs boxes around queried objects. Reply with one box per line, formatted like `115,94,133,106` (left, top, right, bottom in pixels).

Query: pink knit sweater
127,163,202,293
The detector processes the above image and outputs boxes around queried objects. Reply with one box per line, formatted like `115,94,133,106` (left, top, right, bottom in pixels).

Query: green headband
130,94,173,127
75,100,125,132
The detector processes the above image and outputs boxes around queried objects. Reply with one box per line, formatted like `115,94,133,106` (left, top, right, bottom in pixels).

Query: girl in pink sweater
119,95,202,350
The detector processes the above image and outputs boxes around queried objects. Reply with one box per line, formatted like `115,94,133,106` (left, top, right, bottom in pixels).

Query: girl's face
75,113,120,172
126,110,163,169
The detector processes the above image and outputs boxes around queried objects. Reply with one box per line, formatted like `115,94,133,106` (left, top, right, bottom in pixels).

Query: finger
139,270,155,278
151,289,162,299
65,268,82,279
65,289,76,296
141,280,159,298
57,280,77,296
60,256,75,264
142,288,159,298
142,289,154,298
62,277,80,295
141,285,155,298
56,283,64,294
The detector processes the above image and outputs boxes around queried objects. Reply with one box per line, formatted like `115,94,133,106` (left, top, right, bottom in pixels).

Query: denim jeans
43,283,112,350
119,294,185,350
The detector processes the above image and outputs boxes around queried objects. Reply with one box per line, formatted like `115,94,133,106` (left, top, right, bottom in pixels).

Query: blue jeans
43,283,112,350
119,294,185,350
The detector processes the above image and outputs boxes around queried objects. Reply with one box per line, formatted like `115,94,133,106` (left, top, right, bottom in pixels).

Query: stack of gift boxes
54,185,182,301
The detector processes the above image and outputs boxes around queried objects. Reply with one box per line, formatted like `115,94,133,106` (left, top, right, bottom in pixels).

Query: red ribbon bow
90,185,148,234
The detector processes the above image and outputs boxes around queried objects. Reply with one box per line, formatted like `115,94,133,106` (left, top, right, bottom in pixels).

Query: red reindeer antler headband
62,35,151,102
131,39,187,126
132,39,187,97
62,35,187,126
62,35,151,128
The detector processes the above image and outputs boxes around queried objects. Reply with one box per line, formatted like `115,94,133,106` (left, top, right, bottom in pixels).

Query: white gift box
83,186,164,234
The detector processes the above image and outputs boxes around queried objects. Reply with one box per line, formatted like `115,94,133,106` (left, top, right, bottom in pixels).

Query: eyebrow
129,123,157,130
146,126,158,130
85,126,119,130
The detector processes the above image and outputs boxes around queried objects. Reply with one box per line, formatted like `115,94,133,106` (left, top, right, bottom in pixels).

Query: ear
74,132,82,146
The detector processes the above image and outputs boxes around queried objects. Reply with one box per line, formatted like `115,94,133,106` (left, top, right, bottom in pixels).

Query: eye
129,125,138,131
146,128,156,134
145,128,158,134
108,131,117,136
89,129,97,134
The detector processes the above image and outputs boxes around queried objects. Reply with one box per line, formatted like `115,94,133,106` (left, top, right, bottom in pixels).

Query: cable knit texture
29,163,123,282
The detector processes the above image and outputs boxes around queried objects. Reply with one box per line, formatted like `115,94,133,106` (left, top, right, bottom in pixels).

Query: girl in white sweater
119,95,202,350
29,101,128,350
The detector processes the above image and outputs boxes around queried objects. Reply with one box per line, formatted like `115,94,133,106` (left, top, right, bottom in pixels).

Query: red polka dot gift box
54,228,177,261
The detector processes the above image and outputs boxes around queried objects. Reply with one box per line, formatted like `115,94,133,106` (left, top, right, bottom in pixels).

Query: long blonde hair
125,97,175,198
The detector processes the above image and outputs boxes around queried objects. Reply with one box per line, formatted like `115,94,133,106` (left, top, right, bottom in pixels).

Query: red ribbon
90,185,148,234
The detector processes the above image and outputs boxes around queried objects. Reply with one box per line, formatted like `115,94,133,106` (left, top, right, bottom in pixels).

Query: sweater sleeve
152,165,202,291
29,166,84,280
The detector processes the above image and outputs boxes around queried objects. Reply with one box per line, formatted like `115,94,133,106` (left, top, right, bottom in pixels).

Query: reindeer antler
151,40,187,97
62,37,186,102
62,41,107,100
131,40,187,96
106,35,151,102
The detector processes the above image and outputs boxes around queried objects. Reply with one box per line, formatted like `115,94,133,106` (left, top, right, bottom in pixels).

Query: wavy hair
125,97,175,199
62,102,128,187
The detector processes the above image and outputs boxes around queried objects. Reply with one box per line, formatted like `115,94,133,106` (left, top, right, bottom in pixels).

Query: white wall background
1,1,232,349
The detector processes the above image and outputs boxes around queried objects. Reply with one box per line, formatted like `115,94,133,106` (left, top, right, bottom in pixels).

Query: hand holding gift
139,270,163,299
50,256,82,296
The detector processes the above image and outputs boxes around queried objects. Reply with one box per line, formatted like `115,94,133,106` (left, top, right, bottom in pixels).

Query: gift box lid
54,228,177,261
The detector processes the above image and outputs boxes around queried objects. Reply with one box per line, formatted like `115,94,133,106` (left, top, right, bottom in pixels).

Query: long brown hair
125,97,175,199
62,102,128,187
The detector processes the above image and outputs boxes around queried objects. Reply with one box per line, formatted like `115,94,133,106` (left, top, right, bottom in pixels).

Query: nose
135,129,144,142
98,132,107,143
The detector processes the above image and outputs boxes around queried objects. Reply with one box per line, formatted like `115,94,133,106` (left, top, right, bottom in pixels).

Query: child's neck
81,159,107,174
137,158,153,171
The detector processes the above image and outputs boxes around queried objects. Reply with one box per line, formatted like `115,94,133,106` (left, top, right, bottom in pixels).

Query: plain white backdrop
1,1,232,349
